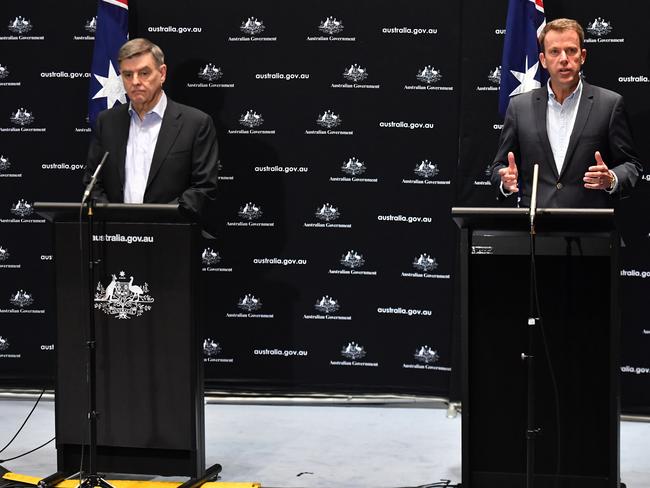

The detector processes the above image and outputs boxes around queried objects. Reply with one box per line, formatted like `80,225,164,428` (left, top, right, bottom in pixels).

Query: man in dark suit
491,18,642,208
84,38,219,226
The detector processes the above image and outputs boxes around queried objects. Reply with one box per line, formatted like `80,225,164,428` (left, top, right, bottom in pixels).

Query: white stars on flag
92,61,126,109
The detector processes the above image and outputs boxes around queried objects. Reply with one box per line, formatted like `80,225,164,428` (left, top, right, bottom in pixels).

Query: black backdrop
0,1,648,413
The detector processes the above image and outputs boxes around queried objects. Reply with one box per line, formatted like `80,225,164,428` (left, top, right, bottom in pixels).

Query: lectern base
471,471,624,488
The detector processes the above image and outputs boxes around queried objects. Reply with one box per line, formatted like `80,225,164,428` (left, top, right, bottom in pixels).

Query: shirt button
556,182,563,190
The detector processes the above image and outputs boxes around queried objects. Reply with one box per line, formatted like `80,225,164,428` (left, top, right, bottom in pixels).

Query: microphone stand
78,153,114,488
524,164,540,488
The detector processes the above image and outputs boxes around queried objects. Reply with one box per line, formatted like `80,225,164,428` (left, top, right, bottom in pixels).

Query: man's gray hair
118,38,165,66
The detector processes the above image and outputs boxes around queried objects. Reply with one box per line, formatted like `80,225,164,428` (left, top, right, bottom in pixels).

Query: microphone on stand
529,163,539,234
81,151,109,205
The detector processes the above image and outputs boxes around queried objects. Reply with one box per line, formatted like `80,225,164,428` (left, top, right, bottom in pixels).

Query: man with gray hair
84,38,219,227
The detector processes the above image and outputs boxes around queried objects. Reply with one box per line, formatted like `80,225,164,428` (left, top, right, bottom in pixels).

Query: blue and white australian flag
498,0,547,116
88,0,129,128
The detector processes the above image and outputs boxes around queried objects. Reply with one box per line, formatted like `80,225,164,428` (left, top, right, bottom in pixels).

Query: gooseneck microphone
81,151,109,205
529,163,539,233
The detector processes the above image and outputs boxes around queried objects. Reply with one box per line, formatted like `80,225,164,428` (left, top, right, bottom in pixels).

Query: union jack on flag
498,0,547,116
88,0,129,128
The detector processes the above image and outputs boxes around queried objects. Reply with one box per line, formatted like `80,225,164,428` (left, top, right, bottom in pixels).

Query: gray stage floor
0,396,649,487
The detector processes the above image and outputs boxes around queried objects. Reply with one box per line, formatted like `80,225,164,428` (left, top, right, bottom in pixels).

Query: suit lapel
114,105,130,186
560,82,594,178
146,99,182,192
532,87,558,179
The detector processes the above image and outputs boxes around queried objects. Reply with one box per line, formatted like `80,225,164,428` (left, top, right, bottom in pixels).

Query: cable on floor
0,389,47,455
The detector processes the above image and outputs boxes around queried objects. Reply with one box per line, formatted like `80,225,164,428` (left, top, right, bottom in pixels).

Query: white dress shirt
123,92,167,203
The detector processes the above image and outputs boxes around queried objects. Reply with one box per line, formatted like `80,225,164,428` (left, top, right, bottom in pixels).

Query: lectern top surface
34,202,189,223
451,207,615,233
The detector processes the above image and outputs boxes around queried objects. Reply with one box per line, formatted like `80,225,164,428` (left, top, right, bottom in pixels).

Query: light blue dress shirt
124,91,167,204
546,80,582,175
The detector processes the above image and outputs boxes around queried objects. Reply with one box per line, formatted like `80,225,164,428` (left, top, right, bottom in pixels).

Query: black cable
530,232,562,488
0,389,46,455
0,437,55,463
393,481,461,488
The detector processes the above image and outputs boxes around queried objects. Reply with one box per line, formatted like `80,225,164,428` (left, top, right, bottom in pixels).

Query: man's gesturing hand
583,151,615,190
498,151,519,193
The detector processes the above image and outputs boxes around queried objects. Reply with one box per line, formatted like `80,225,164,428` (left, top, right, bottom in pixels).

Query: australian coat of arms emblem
94,271,154,319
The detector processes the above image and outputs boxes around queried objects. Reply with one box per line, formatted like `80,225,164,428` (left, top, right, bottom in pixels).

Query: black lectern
35,203,206,478
453,207,621,488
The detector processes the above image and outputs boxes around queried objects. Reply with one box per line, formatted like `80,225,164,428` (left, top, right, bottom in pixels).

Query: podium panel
36,203,205,478
454,208,621,488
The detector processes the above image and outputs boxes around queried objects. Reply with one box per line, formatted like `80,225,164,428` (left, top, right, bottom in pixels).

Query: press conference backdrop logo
341,157,366,176
203,338,234,363
10,200,33,217
341,341,366,360
8,16,32,34
203,338,222,357
319,17,344,35
343,64,367,82
0,64,9,80
238,294,262,312
584,17,623,43
85,17,97,34
414,345,439,364
315,203,340,222
0,154,10,171
240,17,265,35
198,64,223,82
308,17,355,42
488,66,501,85
238,202,263,220
331,250,377,276
10,108,34,126
201,248,221,266
0,336,9,351
94,271,154,320
239,110,264,128
314,295,339,314
413,254,438,272
340,250,365,269
414,160,439,179
10,290,34,308
0,245,20,269
317,110,342,129
417,65,442,84
586,17,612,37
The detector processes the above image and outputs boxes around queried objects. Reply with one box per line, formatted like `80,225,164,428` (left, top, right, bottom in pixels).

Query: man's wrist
499,181,513,197
606,170,618,193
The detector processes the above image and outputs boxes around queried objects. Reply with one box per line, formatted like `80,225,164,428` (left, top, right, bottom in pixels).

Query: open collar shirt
546,79,582,175
123,91,167,204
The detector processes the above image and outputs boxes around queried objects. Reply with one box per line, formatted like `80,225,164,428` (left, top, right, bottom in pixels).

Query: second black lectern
453,207,621,488
36,203,206,478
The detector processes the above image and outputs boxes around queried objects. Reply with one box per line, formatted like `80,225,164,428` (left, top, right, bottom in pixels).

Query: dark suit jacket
490,82,642,208
84,97,219,225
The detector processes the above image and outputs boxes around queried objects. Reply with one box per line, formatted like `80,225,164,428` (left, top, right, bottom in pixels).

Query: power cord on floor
0,436,55,463
0,389,47,455
396,481,461,488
